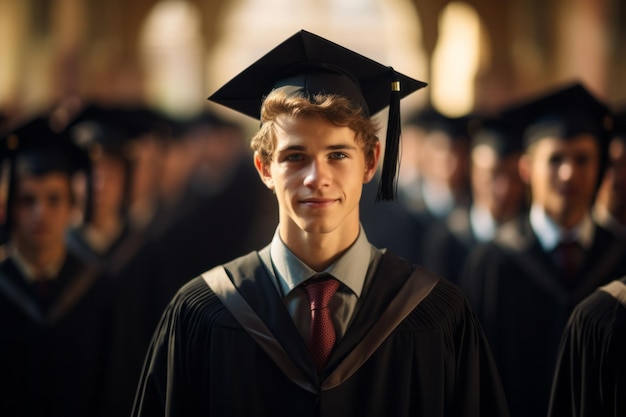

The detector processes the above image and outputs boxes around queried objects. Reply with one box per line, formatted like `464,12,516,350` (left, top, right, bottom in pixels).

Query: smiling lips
300,197,338,208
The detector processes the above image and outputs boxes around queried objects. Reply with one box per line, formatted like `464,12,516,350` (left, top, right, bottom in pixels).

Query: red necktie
303,275,340,373
554,241,582,280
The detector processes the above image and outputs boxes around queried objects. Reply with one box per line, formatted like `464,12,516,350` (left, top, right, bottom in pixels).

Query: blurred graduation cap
0,116,91,237
468,115,523,158
208,29,427,201
502,81,613,189
405,107,472,143
66,103,138,162
612,107,626,140
1,116,90,176
109,105,177,143
502,82,612,150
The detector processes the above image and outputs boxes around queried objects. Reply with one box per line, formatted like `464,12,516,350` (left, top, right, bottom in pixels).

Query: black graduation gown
103,157,278,417
461,216,626,417
132,249,510,417
421,206,477,285
359,179,426,265
548,277,626,417
0,251,112,417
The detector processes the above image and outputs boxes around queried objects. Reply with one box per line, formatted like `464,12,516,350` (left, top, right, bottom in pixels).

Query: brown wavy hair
251,89,380,166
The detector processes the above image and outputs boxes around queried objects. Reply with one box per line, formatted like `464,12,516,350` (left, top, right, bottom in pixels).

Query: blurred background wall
0,0,625,127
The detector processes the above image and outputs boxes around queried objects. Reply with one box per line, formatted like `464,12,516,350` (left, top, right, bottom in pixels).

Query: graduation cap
405,107,472,142
66,104,138,162
0,116,91,237
208,30,427,201
502,81,612,190
2,117,90,176
502,82,612,150
613,108,626,140
469,115,523,158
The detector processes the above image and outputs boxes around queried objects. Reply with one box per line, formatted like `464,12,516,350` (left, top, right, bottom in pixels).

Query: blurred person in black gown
422,114,526,284
104,109,278,417
548,275,626,417
0,116,112,417
359,110,429,265
461,82,626,417
62,104,140,273
132,30,509,417
548,277,626,417
592,109,626,239
399,108,471,224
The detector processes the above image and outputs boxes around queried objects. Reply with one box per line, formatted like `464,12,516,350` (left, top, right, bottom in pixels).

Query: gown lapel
215,248,438,391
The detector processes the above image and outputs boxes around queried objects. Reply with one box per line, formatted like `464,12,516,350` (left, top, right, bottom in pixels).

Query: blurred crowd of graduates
0,79,625,416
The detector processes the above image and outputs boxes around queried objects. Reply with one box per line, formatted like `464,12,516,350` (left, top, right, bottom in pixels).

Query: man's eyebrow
327,144,358,151
277,144,358,152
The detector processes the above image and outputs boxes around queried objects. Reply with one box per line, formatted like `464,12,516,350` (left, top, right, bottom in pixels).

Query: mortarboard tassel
376,69,402,202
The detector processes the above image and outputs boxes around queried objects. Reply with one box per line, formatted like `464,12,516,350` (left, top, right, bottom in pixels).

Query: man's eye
48,195,62,206
285,153,305,162
549,155,564,166
18,196,36,207
574,155,590,166
329,152,347,160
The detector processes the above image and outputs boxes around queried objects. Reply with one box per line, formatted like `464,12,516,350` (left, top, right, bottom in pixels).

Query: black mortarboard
1,116,90,175
502,82,612,149
406,107,471,142
502,81,612,189
208,30,427,201
613,108,626,140
66,104,137,161
469,115,523,158
110,106,176,142
1,116,91,236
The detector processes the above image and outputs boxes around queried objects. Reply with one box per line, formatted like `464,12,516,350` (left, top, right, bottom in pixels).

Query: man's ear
518,153,532,185
254,152,274,190
364,141,381,183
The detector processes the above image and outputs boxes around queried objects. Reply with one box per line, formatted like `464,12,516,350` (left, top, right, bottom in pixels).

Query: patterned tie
554,240,583,280
32,278,54,312
303,274,340,373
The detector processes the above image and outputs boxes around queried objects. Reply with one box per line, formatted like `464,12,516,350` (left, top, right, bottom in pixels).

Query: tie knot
304,275,339,310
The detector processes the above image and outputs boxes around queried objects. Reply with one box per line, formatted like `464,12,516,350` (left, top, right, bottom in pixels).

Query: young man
0,117,112,417
132,30,509,417
64,104,138,269
548,276,626,417
423,115,526,283
461,82,626,417
593,109,626,239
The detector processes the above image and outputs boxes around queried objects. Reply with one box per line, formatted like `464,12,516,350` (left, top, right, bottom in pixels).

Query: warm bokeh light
140,0,205,117
431,1,481,117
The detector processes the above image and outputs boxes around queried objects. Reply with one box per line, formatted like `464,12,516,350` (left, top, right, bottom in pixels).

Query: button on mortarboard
207,29,427,201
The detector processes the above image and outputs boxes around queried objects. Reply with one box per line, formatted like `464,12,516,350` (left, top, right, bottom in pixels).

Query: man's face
521,134,600,228
255,114,379,240
11,173,74,251
92,155,127,225
470,146,524,223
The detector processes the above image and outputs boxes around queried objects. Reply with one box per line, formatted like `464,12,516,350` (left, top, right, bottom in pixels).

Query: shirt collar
270,225,373,298
7,244,65,283
529,204,595,251
470,204,497,242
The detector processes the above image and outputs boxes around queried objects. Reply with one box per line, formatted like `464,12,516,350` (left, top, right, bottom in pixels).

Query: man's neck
280,225,359,272
15,241,66,273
